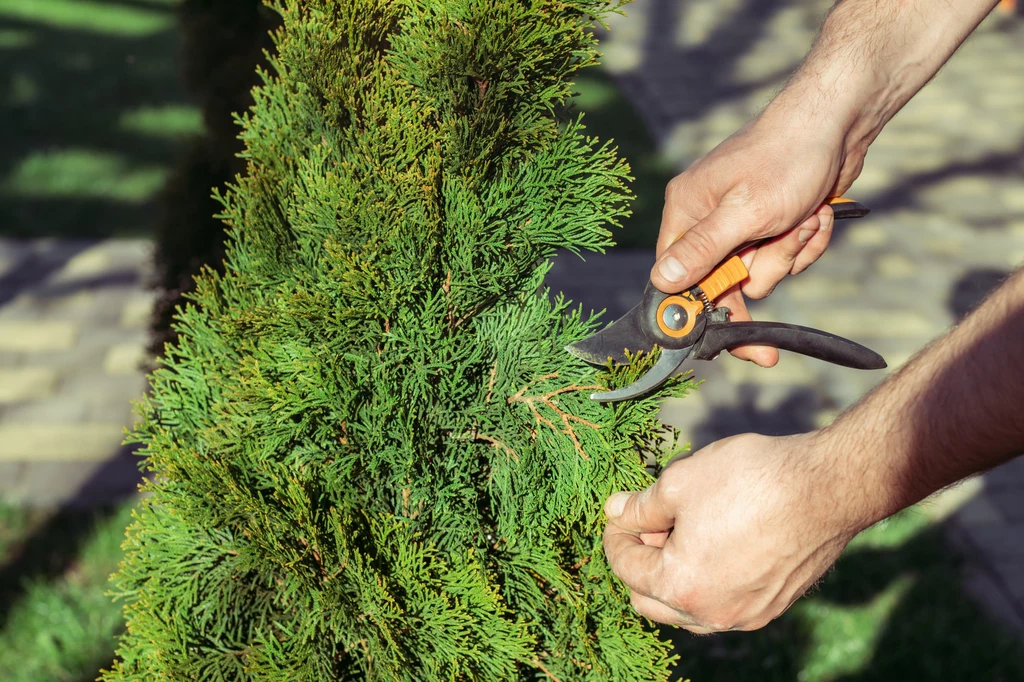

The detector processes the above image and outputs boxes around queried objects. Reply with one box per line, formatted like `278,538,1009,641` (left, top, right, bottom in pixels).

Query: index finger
603,521,664,599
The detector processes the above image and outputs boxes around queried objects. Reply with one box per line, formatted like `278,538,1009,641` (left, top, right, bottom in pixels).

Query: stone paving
0,239,154,506
566,0,1024,631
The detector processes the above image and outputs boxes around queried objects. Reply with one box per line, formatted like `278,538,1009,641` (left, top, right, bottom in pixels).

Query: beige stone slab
0,367,60,403
875,253,917,279
923,476,985,522
844,224,888,247
808,309,943,341
0,423,126,461
54,242,112,279
104,342,148,375
785,276,863,302
719,354,814,385
120,291,156,328
0,321,78,351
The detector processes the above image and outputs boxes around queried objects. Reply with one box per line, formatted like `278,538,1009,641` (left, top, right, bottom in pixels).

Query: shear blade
564,303,654,366
589,347,692,403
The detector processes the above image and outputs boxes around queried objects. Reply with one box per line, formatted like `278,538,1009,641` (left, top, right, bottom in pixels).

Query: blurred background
1,0,1023,680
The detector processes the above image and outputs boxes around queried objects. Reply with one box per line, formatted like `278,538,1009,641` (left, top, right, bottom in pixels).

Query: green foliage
105,1,695,679
0,504,134,682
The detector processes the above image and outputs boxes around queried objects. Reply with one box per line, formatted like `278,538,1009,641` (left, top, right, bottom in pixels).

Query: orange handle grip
696,255,748,301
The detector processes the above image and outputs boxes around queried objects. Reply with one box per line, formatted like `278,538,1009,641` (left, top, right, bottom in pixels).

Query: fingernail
798,228,816,243
657,256,687,282
605,492,632,518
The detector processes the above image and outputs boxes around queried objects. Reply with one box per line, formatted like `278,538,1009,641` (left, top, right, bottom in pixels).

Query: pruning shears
565,197,887,402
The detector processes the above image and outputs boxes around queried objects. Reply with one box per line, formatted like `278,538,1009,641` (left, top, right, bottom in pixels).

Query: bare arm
602,269,1024,632
828,268,1024,530
653,0,1000,366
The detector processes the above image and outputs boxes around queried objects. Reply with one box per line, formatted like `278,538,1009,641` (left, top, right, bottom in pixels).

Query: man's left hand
603,432,865,633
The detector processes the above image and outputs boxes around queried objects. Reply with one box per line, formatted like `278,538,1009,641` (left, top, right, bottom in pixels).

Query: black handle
693,322,886,370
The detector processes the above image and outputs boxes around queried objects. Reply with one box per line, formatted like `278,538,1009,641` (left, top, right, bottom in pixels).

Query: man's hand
650,0,1000,367
654,116,858,367
602,432,862,633
604,270,1024,633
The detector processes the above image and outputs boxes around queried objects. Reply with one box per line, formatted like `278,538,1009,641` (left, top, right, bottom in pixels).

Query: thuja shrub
106,1,692,680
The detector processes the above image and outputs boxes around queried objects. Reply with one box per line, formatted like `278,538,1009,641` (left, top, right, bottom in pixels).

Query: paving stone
982,459,1024,492
54,242,113,279
0,366,60,403
808,309,942,341
0,423,126,461
953,492,1007,527
843,224,889,247
990,560,1024,601
988,488,1024,523
0,320,78,352
719,354,814,385
104,342,148,376
0,456,143,507
874,253,917,279
956,524,1024,560
959,564,1024,632
785,276,863,302
120,291,156,328
923,476,986,522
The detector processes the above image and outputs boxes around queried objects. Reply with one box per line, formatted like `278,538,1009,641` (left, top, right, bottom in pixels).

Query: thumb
651,205,753,293
605,485,675,534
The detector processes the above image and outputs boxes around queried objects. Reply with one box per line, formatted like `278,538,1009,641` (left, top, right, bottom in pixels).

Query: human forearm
764,0,998,179
825,269,1024,530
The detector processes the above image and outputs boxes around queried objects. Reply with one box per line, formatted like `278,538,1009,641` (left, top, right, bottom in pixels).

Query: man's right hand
652,110,862,366
648,0,999,367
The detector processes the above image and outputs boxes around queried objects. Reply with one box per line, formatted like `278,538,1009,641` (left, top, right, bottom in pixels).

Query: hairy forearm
763,0,998,160
824,269,1024,529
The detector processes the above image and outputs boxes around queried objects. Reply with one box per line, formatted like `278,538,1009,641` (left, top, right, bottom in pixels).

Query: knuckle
743,278,778,300
654,475,684,508
676,227,718,267
660,585,698,615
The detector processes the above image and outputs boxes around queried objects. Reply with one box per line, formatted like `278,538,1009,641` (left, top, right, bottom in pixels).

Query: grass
0,0,199,239
0,503,136,682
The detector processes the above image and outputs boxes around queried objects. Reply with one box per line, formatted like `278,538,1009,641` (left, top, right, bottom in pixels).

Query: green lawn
0,503,135,682
0,0,200,238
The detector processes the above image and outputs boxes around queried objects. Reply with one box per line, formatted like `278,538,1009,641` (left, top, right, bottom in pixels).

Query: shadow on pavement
947,267,1014,321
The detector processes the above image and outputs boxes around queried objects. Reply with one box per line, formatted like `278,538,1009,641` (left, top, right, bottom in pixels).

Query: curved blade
590,347,692,403
564,302,654,366
693,322,886,369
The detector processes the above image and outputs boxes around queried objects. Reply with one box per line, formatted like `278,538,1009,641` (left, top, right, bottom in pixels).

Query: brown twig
473,432,518,461
531,657,563,682
485,361,497,404
508,373,602,460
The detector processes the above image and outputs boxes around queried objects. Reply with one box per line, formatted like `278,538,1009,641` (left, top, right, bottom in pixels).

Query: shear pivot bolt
662,304,687,332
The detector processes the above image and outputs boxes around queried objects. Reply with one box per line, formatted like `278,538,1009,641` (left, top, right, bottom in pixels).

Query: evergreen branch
508,373,602,460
